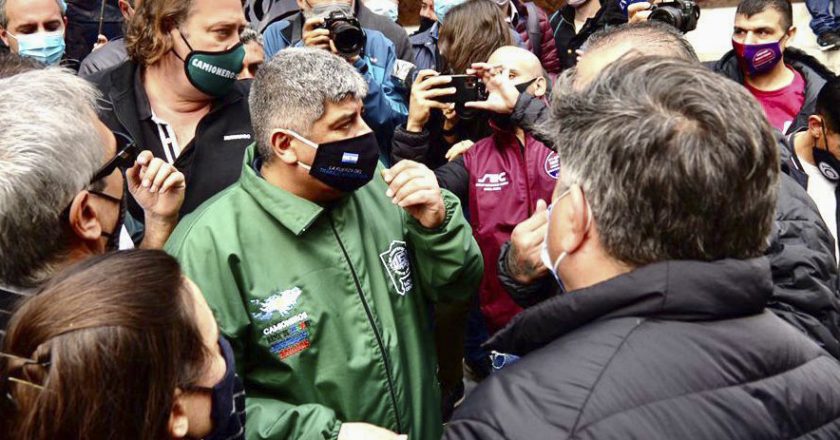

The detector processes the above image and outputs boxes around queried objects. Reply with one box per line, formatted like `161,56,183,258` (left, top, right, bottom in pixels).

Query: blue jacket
263,17,408,162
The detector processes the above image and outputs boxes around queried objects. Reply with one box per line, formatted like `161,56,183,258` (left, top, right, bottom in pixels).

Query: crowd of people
1,0,840,438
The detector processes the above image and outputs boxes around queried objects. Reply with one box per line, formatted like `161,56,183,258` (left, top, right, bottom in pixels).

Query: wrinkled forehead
4,0,63,28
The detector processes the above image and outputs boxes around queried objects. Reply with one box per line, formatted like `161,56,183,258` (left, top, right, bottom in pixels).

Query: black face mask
419,16,436,32
202,337,245,440
287,130,381,192
814,125,840,182
89,190,125,251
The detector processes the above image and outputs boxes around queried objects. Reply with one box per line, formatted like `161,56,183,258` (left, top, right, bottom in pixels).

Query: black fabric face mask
202,337,245,440
814,125,840,182
286,130,381,192
89,190,125,251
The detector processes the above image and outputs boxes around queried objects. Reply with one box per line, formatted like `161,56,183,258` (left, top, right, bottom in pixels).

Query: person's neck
793,130,816,166
745,60,794,92
561,249,634,292
143,58,212,115
515,126,526,145
261,161,334,205
574,0,601,23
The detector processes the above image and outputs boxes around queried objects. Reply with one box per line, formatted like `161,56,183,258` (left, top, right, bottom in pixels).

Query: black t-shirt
89,61,254,222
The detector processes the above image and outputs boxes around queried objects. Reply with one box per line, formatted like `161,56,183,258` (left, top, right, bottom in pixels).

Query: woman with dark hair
0,250,245,440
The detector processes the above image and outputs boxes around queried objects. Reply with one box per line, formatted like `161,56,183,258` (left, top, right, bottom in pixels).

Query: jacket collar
486,257,773,355
239,143,326,236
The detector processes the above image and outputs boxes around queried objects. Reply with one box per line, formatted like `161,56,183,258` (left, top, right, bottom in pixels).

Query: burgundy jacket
464,129,559,332
512,0,562,75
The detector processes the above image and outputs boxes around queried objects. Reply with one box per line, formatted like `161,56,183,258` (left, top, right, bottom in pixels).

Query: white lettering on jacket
263,312,309,336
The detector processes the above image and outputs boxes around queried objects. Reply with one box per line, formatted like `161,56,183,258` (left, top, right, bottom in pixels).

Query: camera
322,10,367,58
648,0,700,33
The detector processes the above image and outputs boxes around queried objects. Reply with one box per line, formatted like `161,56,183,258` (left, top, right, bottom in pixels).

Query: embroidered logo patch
380,241,413,296
544,152,560,179
477,172,509,192
341,152,359,164
251,287,302,322
252,287,312,360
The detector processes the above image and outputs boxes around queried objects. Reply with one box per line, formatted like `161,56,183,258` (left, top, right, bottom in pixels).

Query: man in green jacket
165,48,483,440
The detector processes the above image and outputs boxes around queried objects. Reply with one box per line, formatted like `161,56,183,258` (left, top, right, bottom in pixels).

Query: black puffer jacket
712,48,837,135
446,258,840,439
496,121,840,356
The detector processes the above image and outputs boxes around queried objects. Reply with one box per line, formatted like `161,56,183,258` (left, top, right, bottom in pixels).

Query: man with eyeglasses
0,68,185,338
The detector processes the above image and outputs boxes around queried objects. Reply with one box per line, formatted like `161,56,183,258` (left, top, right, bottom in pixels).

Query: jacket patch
477,172,510,192
252,287,312,360
252,287,302,322
544,152,560,179
380,241,413,296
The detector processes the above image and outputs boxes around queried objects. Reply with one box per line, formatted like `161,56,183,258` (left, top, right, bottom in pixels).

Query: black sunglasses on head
89,131,140,184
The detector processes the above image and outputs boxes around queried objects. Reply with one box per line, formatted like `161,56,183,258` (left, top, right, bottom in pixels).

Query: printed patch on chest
380,241,413,296
252,287,312,360
544,152,560,179
477,172,509,192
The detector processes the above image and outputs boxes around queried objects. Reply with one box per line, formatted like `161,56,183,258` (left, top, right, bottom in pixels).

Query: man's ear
271,131,298,165
557,185,590,255
0,27,9,46
67,191,104,243
784,26,797,49
118,0,134,21
532,76,548,98
168,389,190,439
808,115,825,140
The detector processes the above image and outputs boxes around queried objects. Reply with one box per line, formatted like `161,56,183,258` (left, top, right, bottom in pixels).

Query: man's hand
507,199,549,284
445,140,474,162
382,160,446,229
302,17,332,51
465,62,519,115
126,151,185,223
337,423,405,440
92,34,108,51
627,1,654,23
406,70,455,133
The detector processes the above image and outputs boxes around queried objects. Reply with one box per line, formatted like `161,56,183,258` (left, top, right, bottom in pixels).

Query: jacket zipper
328,215,403,432
516,137,534,215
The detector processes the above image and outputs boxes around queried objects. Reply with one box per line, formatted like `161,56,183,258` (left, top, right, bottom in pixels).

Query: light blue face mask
540,188,592,284
9,31,66,65
434,0,467,23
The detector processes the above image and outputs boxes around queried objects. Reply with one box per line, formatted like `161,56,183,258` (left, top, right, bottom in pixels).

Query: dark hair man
165,48,483,440
445,54,840,440
789,79,840,256
713,0,837,135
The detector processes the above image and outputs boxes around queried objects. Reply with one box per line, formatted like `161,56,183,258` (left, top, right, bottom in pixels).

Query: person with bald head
393,45,556,337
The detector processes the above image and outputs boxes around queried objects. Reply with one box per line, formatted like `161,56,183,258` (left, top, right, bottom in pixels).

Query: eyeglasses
88,131,139,185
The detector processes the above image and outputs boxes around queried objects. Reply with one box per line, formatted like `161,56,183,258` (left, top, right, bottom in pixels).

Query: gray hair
546,55,779,265
240,25,263,46
583,21,699,62
0,0,65,29
0,68,104,287
249,48,367,162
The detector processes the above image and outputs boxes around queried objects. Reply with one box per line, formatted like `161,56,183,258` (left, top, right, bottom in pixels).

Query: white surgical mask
540,188,592,284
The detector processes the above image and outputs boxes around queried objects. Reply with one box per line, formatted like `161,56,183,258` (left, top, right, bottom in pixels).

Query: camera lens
649,7,682,29
331,22,365,56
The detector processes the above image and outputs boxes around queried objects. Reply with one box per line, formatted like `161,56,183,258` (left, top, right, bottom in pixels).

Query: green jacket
165,144,483,440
